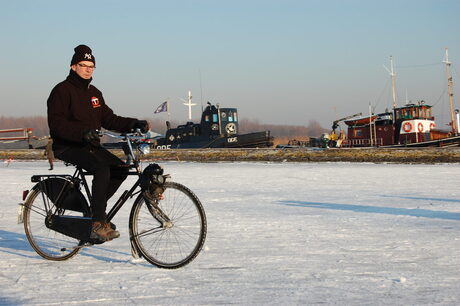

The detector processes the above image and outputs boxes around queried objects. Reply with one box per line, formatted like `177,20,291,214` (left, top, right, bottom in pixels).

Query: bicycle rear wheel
23,188,84,261
129,182,207,269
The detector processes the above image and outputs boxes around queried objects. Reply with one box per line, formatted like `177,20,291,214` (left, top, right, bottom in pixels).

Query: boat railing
341,138,384,147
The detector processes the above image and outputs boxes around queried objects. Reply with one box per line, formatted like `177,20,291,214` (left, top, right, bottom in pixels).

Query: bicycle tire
23,186,85,261
129,181,207,269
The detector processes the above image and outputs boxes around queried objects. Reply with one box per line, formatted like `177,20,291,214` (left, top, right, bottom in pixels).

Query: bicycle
18,131,207,269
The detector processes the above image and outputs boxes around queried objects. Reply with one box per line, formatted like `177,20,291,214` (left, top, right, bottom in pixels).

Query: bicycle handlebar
98,130,153,167
99,130,153,141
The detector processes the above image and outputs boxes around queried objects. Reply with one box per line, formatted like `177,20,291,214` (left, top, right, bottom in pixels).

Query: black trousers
57,145,129,222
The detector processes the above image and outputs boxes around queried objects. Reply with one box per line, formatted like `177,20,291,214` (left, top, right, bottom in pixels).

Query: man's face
71,60,95,80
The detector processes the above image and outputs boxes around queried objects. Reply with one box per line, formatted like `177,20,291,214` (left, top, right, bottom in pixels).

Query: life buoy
403,122,412,133
430,123,436,129
417,122,424,133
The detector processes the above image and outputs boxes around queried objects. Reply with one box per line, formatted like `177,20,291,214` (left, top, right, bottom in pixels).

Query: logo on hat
84,53,92,60
91,97,101,108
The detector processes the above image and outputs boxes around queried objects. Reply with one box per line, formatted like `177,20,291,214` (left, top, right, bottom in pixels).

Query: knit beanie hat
70,44,96,66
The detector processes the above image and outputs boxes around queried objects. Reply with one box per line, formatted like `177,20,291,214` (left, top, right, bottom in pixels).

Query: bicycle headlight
154,175,165,184
138,144,150,155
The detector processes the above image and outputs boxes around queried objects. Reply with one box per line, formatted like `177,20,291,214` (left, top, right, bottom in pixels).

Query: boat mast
390,56,397,109
183,91,196,121
443,48,457,134
384,56,397,108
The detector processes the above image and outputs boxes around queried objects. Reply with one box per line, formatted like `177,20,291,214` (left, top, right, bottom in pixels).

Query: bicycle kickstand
130,237,140,259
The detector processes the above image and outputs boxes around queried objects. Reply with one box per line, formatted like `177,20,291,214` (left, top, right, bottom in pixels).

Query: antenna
199,69,204,112
166,98,170,121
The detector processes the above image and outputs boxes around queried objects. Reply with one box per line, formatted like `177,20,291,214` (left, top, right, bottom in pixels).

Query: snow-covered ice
1,160,460,305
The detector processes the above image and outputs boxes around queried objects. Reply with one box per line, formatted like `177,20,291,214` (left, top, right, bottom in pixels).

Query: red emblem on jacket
91,97,101,108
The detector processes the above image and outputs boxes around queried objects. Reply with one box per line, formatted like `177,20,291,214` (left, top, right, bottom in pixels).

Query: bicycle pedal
87,237,106,245
60,242,93,252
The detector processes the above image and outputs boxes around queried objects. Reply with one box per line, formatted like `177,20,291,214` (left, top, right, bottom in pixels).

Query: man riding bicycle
47,44,148,242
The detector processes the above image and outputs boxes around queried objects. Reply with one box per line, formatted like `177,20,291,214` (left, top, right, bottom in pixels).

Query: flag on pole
154,101,168,114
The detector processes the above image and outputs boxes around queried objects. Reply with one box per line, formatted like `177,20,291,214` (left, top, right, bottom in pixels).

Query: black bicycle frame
71,166,143,222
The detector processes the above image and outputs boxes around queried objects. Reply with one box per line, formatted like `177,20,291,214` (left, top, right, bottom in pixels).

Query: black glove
82,129,100,144
133,120,149,133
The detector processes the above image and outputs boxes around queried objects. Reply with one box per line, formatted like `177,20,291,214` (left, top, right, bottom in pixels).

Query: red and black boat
335,49,460,148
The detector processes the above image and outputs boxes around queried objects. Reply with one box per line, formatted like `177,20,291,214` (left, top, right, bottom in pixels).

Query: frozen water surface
1,161,459,305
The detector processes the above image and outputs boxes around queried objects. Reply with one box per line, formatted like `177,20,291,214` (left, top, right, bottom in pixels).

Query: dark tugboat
152,101,273,149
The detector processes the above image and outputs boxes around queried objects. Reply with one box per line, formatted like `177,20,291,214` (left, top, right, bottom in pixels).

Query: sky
1,161,460,304
1,0,460,129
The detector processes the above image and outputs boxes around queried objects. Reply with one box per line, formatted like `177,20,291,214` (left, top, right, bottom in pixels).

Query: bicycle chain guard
46,215,93,242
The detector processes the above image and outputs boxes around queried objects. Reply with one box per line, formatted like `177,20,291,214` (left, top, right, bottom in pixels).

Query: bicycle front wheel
129,182,207,269
23,188,83,261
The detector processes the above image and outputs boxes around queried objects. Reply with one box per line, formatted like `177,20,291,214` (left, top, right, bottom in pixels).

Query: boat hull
381,135,460,148
154,131,273,149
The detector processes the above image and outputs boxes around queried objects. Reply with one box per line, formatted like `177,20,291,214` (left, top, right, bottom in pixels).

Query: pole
390,56,397,109
167,99,170,122
199,69,204,112
456,109,460,135
443,48,456,134
217,104,222,135
369,103,373,146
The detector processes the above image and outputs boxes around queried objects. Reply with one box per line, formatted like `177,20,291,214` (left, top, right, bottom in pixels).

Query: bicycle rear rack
31,174,74,183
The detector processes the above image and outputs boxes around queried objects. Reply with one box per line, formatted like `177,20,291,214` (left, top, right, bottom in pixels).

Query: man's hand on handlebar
132,120,149,133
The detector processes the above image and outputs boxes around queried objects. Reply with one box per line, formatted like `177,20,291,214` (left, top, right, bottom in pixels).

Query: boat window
212,114,218,122
234,112,238,122
405,109,412,119
204,115,210,122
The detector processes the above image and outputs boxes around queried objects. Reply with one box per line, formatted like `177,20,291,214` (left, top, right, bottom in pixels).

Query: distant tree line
238,118,327,138
0,116,49,137
0,116,327,139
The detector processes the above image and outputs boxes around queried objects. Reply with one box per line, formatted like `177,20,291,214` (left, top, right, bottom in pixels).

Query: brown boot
91,221,120,241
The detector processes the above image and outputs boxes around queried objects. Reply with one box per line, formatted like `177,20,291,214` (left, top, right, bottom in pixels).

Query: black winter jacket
47,70,137,153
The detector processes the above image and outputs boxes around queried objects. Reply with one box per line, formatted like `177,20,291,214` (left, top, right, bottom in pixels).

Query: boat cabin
394,103,433,121
200,104,239,137
344,112,395,146
393,103,436,144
